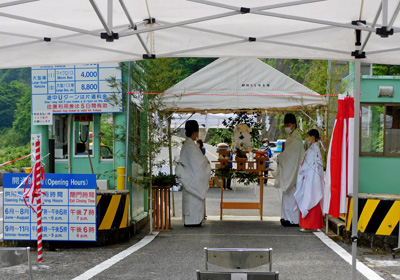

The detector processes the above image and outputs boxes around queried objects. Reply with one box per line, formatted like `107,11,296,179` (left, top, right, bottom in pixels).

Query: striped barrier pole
35,140,43,263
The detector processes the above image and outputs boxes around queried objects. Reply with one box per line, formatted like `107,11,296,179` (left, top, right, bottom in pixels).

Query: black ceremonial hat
185,120,199,132
284,113,297,124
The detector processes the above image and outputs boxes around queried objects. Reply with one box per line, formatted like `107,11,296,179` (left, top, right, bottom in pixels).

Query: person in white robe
275,114,305,227
176,120,211,226
294,129,325,231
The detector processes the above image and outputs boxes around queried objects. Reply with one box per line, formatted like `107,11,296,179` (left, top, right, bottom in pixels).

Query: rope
127,91,338,97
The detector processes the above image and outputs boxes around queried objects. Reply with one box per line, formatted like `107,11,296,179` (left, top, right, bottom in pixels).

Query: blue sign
31,63,123,114
3,173,97,241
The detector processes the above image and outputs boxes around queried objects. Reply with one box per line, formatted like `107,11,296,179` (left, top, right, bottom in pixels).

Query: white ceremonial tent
163,57,327,113
2,0,400,278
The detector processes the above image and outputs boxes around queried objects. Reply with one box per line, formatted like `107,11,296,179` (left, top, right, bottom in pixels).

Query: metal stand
392,211,400,258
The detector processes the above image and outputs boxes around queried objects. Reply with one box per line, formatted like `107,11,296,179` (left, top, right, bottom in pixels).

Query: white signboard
32,111,53,125
3,173,97,241
31,63,122,114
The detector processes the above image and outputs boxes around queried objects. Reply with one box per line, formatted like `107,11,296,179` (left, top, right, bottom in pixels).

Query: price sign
3,173,97,242
31,63,122,114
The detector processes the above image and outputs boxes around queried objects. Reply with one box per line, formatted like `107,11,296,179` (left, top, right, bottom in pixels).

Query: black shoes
280,219,299,227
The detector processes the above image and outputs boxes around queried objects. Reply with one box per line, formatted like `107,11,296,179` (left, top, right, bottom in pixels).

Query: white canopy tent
163,57,327,113
1,0,398,278
0,1,399,67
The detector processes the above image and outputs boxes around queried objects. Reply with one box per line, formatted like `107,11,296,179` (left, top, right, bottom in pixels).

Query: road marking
72,232,159,280
314,231,384,280
364,257,400,267
206,149,218,159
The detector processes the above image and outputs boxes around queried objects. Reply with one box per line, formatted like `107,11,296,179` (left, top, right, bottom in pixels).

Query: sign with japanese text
3,173,97,241
31,63,122,115
32,111,53,125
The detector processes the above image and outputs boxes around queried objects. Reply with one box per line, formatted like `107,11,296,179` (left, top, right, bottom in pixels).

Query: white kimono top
275,130,305,193
275,130,305,224
294,142,325,218
176,137,211,225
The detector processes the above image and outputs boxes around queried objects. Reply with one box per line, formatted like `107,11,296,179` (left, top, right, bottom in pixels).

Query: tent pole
352,59,361,280
168,117,176,216
125,62,131,191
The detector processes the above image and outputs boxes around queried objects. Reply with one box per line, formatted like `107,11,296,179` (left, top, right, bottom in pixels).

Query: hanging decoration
265,110,270,132
323,94,354,218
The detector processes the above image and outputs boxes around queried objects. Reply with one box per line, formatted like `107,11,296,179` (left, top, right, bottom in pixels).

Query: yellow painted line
346,198,353,231
99,195,121,230
358,199,380,232
120,195,129,228
376,201,400,235
96,195,101,206
206,149,219,159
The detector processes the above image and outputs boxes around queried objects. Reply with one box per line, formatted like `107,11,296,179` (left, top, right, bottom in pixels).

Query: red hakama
300,204,323,230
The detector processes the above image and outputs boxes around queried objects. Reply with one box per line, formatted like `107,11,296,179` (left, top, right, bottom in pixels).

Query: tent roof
1,0,400,68
163,57,327,113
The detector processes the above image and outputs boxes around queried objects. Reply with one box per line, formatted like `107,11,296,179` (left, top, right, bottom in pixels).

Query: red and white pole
35,140,43,263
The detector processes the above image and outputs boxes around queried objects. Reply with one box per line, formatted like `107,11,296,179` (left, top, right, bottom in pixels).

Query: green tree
12,85,32,145
372,64,400,76
0,81,29,130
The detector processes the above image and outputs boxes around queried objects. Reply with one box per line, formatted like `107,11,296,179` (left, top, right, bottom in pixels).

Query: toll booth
30,63,148,239
344,74,400,250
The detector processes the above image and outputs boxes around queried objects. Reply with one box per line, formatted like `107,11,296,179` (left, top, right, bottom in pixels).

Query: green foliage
100,113,114,147
0,143,31,171
207,128,233,146
173,58,217,82
372,64,400,76
234,171,259,186
212,167,258,186
235,148,247,158
361,105,384,153
0,68,30,84
12,84,31,145
151,171,180,187
222,112,265,148
109,59,183,189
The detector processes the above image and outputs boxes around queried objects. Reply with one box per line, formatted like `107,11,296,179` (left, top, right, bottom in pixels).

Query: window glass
74,115,94,157
361,105,384,154
385,105,400,155
100,113,113,159
54,115,68,159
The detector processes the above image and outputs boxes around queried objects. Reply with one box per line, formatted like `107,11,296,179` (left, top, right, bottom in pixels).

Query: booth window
360,103,400,157
74,115,94,157
385,105,400,155
54,115,68,159
99,113,113,159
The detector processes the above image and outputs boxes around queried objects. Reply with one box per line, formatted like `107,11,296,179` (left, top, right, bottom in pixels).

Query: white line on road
72,232,159,280
314,231,384,280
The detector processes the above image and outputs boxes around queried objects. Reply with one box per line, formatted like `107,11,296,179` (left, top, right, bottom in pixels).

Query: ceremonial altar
213,148,273,220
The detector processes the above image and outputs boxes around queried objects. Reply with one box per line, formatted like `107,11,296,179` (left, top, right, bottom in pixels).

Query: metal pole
351,59,361,280
148,111,153,234
125,62,131,190
168,117,176,216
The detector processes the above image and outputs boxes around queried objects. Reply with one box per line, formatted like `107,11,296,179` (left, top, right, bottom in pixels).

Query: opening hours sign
3,173,97,242
31,62,122,114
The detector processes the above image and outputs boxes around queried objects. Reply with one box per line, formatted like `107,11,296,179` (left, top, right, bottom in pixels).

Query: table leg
220,177,224,220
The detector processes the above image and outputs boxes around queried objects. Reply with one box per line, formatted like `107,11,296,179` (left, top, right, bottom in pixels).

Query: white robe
275,130,305,224
294,143,325,218
176,137,211,225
